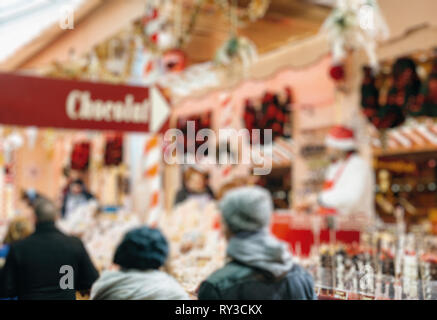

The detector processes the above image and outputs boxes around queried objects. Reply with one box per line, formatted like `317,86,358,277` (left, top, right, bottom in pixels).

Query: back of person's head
3,216,33,245
113,226,168,271
33,198,59,223
219,186,273,234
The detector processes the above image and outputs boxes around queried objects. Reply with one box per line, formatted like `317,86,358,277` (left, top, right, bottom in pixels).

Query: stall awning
255,138,295,169
372,122,437,156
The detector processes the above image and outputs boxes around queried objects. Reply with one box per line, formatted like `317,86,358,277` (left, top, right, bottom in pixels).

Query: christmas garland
361,56,437,130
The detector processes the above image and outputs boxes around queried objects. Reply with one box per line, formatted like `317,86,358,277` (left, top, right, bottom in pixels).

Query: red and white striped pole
143,134,162,227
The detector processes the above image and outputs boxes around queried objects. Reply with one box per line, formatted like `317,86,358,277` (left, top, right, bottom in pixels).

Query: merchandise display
160,200,226,295
57,202,142,271
300,225,437,300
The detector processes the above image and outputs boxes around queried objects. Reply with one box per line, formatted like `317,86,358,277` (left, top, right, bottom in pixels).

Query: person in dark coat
0,197,99,300
198,186,316,300
0,216,33,300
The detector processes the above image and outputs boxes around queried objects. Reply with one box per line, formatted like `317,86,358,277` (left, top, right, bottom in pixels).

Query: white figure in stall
299,126,375,229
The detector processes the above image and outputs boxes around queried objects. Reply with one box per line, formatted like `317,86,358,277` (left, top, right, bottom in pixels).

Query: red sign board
0,72,157,132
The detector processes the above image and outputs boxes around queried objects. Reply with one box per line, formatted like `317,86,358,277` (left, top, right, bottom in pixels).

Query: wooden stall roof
0,0,331,71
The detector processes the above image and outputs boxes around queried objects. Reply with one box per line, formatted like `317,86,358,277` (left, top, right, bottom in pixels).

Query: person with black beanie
90,226,188,300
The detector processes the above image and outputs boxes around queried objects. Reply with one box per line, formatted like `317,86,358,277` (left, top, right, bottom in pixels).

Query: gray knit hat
219,186,273,234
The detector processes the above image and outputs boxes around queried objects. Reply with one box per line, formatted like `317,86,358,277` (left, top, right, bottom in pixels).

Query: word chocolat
66,90,149,123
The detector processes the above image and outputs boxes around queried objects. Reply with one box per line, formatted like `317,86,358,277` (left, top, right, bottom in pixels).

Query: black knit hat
113,227,169,270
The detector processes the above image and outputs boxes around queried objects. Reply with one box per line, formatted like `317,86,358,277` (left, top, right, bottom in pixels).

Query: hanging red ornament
329,64,345,81
150,8,159,20
70,141,91,171
162,49,187,73
104,133,123,167
150,33,159,44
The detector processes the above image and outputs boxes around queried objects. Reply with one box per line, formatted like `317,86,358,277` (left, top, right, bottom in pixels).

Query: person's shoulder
56,231,86,249
286,263,309,276
284,264,314,284
8,234,36,251
67,234,86,247
202,261,254,289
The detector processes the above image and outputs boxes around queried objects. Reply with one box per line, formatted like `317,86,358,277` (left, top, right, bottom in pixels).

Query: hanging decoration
178,0,205,49
140,0,176,53
361,52,437,131
41,129,57,160
25,127,38,149
104,133,124,167
178,0,270,48
215,35,258,70
2,132,24,164
244,88,293,145
214,1,258,71
41,0,270,84
129,37,162,85
162,49,188,73
329,64,346,82
103,37,131,77
321,0,389,75
70,141,91,171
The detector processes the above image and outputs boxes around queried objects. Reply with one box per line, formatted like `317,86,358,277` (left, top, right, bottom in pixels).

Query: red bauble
162,49,187,73
71,142,90,171
329,65,345,81
267,104,277,117
150,33,159,44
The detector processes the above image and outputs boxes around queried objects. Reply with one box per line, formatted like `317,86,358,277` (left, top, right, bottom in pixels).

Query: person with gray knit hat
198,186,317,300
91,227,188,300
220,185,273,233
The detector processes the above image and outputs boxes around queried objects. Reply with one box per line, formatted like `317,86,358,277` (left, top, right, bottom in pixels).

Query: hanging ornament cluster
104,133,124,167
44,0,186,85
1,132,24,164
178,0,270,50
141,0,176,52
244,88,293,145
42,0,271,85
70,141,91,171
321,0,390,80
215,35,258,70
246,0,271,22
361,52,437,131
214,0,258,71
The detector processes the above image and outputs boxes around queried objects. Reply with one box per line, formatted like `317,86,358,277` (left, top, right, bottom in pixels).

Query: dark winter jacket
0,222,98,300
198,260,317,300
